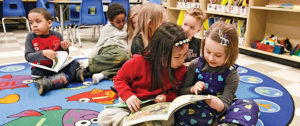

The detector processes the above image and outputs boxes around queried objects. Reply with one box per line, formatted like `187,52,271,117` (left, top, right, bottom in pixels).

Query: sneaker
75,68,84,82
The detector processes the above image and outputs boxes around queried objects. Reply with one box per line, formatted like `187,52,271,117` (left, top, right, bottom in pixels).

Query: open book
30,51,75,73
122,95,211,126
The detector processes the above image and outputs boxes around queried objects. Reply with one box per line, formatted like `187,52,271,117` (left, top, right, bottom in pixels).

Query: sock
79,59,89,69
92,73,106,84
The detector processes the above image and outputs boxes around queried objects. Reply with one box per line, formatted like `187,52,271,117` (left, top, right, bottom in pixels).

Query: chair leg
76,27,82,48
68,25,74,46
92,27,96,39
24,17,31,32
98,26,101,37
2,18,6,34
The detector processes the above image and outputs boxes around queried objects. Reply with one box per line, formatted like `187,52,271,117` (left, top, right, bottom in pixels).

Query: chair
110,0,130,17
67,0,81,45
2,0,30,34
148,0,161,5
69,0,81,24
36,0,57,18
76,0,106,47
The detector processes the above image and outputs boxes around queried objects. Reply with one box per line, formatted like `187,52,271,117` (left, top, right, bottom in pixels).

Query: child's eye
216,55,222,57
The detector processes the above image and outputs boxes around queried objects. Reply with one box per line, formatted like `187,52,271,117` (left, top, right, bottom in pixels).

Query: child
175,21,260,126
98,22,189,126
182,8,206,63
131,3,167,55
127,4,141,50
25,8,83,95
83,3,130,84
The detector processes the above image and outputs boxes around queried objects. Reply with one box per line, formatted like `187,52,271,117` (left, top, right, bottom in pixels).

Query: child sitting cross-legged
174,21,260,126
98,22,189,126
25,8,83,95
81,3,130,84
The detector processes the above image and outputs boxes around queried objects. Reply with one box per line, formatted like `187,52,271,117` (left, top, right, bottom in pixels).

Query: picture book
104,99,154,109
122,95,211,126
30,51,75,73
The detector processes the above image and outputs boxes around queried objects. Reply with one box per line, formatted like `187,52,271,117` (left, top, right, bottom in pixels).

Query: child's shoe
83,68,92,77
36,73,69,95
74,68,84,82
35,77,51,95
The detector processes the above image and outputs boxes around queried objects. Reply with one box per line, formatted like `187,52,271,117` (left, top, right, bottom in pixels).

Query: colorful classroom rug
0,61,294,126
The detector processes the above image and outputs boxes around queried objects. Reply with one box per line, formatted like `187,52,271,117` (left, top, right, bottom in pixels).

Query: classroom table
49,0,142,35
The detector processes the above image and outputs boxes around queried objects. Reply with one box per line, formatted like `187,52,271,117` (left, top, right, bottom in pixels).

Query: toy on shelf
251,35,292,54
290,43,300,56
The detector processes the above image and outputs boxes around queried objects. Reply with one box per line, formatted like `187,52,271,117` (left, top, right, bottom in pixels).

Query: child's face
171,43,189,69
28,12,51,35
182,15,201,39
204,37,226,67
111,14,126,30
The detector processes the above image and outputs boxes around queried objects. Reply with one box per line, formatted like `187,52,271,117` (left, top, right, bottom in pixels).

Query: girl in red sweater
98,22,189,126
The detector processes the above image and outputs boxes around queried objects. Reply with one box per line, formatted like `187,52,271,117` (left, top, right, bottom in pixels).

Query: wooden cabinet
245,0,300,67
165,0,300,67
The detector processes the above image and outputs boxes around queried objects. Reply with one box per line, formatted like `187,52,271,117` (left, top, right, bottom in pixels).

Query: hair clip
175,38,190,46
219,29,229,46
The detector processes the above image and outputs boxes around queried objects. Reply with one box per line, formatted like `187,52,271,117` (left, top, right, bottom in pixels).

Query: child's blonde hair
201,21,239,68
127,4,141,41
185,8,206,27
136,3,166,48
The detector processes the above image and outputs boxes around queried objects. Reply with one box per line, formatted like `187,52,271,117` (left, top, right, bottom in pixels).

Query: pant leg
98,107,130,126
174,101,216,126
88,45,130,78
219,99,260,126
60,60,80,82
31,67,55,77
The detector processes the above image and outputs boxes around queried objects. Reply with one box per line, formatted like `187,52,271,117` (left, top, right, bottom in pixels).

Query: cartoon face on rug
66,89,118,104
0,74,33,90
4,106,99,126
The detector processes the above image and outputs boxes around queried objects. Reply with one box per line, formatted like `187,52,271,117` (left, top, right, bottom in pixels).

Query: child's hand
61,40,71,50
190,81,206,95
204,95,224,113
126,95,142,113
154,94,166,103
43,49,57,60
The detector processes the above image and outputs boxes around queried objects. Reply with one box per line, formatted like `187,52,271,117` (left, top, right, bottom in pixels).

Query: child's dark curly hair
107,3,126,22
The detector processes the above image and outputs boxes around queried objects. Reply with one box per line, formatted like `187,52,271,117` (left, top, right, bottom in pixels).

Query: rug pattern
0,62,294,126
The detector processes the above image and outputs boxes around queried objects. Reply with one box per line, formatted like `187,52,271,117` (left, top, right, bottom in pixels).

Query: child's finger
132,102,139,112
128,104,134,113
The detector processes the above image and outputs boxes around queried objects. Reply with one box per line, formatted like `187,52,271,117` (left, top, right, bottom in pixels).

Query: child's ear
148,20,152,28
47,20,52,28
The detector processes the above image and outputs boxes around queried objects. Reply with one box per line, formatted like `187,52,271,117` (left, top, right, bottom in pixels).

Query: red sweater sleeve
113,56,137,102
165,65,187,102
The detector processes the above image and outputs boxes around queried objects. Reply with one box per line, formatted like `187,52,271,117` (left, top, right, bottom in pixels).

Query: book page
167,95,211,117
124,102,171,126
52,51,68,72
123,95,210,126
29,51,72,73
